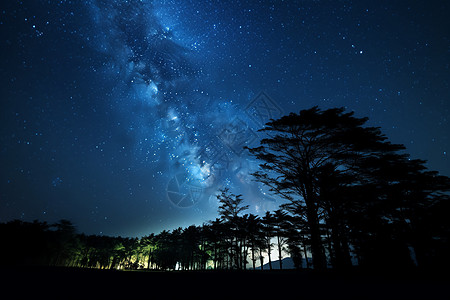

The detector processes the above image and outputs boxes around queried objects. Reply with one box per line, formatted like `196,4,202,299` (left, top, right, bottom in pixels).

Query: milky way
82,1,279,227
1,0,449,236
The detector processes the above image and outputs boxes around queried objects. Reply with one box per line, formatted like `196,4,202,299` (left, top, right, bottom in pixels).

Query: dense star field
1,0,449,237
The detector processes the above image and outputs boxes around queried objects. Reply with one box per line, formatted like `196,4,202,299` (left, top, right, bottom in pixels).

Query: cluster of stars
0,0,448,236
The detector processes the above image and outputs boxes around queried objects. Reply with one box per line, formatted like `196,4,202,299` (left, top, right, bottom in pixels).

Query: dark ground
1,267,449,299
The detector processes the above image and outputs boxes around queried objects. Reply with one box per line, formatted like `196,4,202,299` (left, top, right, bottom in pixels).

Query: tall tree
316,163,353,269
244,214,262,270
283,221,304,269
346,153,450,268
140,234,156,269
247,107,404,269
261,211,275,270
216,188,249,269
51,219,79,266
217,188,249,222
272,209,289,269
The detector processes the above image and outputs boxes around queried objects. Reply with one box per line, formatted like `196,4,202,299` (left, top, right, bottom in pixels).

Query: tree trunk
277,235,283,270
328,211,352,269
332,229,352,269
238,239,242,269
147,250,152,269
259,248,264,270
303,243,310,268
214,246,217,269
326,228,334,268
242,239,247,270
304,195,326,270
267,239,272,270
251,241,256,270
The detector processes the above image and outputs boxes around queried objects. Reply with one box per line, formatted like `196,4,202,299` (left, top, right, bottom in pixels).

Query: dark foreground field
1,267,449,299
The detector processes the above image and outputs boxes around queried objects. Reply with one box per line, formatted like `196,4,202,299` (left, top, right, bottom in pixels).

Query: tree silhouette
272,209,289,269
140,233,156,269
217,187,249,221
1,107,449,272
261,211,275,270
344,153,450,268
282,217,304,269
216,187,249,269
204,219,227,269
51,219,79,266
316,163,353,269
246,106,445,269
243,214,263,270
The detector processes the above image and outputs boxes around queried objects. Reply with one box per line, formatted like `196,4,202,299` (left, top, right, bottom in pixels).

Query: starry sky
1,0,449,237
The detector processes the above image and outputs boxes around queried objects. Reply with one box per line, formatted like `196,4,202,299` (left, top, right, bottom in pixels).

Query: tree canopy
247,106,450,269
2,107,449,271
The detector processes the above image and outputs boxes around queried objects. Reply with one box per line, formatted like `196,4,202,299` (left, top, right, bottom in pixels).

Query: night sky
1,0,449,237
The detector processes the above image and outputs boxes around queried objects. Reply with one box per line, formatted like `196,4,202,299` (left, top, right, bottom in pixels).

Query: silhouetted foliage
2,107,449,271
247,106,450,270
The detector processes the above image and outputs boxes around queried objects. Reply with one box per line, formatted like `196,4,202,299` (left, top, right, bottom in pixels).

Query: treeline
2,107,450,270
0,202,298,271
0,210,282,270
